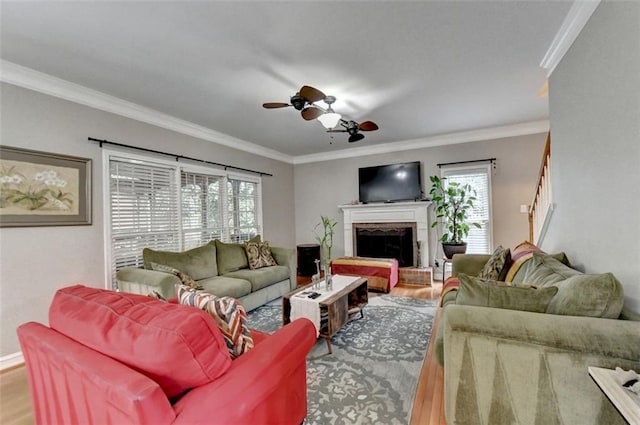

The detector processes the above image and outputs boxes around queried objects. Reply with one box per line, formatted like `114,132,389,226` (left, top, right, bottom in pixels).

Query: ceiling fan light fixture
317,109,342,129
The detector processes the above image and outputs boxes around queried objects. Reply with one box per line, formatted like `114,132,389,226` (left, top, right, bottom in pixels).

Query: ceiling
0,1,573,159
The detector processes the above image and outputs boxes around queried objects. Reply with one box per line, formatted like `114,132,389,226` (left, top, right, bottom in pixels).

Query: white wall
544,1,640,312
0,83,295,357
294,133,547,267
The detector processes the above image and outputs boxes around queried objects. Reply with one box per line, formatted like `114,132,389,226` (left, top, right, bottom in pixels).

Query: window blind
227,177,261,242
442,166,492,254
109,158,180,283
181,172,224,249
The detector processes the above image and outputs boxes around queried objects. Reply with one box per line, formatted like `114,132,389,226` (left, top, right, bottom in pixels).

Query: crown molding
540,0,601,76
293,120,550,164
0,60,294,164
1,61,549,166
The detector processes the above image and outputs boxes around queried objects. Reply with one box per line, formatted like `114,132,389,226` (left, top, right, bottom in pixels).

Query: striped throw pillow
504,241,544,282
176,285,254,358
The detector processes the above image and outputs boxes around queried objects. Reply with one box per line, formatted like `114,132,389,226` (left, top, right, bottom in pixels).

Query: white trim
441,164,494,254
1,60,550,165
102,149,113,289
339,201,432,268
0,352,24,371
535,203,554,246
0,60,293,164
294,120,550,164
540,1,601,76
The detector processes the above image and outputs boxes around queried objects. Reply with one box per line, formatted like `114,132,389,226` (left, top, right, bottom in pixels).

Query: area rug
247,294,438,425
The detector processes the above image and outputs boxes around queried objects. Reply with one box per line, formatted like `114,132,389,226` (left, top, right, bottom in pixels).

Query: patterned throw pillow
504,241,544,283
244,240,277,270
176,284,254,359
478,245,511,281
150,262,203,290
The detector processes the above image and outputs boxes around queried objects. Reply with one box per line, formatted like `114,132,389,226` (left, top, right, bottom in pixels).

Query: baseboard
0,352,24,371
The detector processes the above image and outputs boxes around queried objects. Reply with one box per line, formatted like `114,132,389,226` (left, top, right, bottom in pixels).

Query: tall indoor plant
429,175,481,258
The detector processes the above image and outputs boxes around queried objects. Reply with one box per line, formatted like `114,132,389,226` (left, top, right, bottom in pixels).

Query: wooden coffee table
282,277,368,354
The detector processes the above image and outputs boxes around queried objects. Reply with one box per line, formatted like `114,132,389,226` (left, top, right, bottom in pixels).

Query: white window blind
109,158,180,283
107,153,263,288
227,177,261,242
442,165,492,254
181,172,224,249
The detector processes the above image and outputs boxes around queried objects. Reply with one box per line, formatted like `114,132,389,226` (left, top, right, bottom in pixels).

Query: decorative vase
324,260,333,290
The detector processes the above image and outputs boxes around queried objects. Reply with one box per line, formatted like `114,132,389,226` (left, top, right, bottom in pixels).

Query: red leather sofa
17,285,316,425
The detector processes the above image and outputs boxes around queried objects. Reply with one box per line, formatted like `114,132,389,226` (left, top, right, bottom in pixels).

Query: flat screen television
359,161,422,203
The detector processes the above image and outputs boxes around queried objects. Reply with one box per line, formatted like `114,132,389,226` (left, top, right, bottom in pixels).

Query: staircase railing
529,133,553,245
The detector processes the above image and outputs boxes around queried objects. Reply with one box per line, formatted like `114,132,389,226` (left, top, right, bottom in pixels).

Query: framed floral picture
0,146,92,227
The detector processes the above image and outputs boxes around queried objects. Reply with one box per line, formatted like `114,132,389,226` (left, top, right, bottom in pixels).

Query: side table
588,366,640,424
297,244,321,277
442,258,453,281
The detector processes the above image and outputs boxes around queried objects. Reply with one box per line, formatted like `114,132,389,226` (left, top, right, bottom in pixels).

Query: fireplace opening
354,222,416,267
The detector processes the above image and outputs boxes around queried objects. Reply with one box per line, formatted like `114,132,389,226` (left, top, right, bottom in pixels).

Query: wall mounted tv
359,161,422,203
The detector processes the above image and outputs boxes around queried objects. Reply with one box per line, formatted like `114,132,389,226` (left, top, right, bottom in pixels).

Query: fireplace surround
340,201,431,267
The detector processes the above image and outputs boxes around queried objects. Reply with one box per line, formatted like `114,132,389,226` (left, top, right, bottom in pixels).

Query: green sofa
435,251,640,425
116,239,296,312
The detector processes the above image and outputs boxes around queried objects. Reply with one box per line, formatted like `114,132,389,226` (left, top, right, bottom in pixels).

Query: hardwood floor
0,282,446,425
0,366,32,425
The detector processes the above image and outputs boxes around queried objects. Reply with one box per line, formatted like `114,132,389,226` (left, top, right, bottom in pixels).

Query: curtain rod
437,158,496,168
88,137,272,177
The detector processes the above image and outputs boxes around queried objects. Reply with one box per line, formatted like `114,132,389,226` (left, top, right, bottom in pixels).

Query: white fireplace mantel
339,201,432,267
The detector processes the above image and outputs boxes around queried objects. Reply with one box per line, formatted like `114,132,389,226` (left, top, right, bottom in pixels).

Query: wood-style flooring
0,282,446,425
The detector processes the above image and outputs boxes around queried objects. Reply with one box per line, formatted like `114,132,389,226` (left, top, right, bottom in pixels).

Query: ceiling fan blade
349,133,365,143
326,129,347,133
263,102,290,109
358,121,379,131
301,106,324,121
300,85,326,103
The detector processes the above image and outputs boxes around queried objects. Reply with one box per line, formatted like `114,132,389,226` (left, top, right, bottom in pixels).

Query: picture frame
0,146,92,227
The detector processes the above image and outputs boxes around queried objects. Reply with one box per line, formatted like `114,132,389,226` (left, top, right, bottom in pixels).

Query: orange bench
330,256,399,292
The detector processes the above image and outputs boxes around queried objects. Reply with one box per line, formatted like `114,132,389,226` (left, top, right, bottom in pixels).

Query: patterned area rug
247,294,437,425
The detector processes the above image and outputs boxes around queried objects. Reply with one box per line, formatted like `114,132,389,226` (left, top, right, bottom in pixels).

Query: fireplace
340,201,431,268
354,222,416,267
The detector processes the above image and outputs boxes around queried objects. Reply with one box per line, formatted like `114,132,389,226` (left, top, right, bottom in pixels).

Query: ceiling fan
263,85,379,143
262,85,327,121
326,119,379,143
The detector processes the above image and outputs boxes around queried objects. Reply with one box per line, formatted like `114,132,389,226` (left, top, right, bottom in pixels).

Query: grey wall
544,1,640,311
0,83,295,356
294,133,547,267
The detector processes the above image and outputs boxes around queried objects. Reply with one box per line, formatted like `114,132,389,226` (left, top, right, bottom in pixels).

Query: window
181,172,224,249
441,164,492,254
105,152,262,288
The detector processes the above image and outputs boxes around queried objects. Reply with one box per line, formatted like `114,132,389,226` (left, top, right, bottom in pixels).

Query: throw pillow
215,235,261,275
150,262,203,290
143,242,218,280
478,245,511,281
176,284,254,359
546,273,624,318
521,252,581,287
244,240,277,270
504,241,544,282
456,273,558,313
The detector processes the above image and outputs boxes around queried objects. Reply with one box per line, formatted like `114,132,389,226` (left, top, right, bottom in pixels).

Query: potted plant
429,175,481,259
